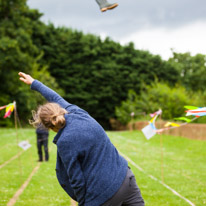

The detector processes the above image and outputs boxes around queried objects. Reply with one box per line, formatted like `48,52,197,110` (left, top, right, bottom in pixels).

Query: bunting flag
174,117,192,123
164,122,180,127
184,105,199,110
155,106,200,134
150,109,162,117
142,106,201,140
0,105,7,110
0,102,15,118
142,111,161,140
185,107,206,117
141,123,157,140
4,103,15,118
18,141,31,150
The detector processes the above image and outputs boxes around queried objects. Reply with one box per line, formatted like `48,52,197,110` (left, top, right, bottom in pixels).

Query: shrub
115,82,203,124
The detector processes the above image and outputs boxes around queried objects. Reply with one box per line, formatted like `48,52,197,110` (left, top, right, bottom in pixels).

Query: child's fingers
18,72,34,85
18,72,26,78
19,77,26,83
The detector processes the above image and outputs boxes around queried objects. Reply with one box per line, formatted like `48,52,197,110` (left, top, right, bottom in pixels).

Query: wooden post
160,133,164,183
159,110,164,183
14,101,22,177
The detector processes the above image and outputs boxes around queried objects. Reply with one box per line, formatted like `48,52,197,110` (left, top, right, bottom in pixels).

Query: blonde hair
30,103,68,130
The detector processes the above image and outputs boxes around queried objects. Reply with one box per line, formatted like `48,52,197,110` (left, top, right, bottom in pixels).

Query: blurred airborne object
95,0,118,12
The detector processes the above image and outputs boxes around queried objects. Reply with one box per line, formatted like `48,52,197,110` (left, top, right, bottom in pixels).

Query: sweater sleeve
31,80,78,112
58,140,86,206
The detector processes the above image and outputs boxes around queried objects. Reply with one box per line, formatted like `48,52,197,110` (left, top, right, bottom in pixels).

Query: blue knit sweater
31,80,128,206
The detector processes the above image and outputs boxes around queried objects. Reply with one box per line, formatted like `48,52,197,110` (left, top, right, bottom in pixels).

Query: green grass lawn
0,128,205,206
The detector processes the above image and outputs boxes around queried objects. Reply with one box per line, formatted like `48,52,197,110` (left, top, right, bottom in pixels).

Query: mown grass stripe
121,153,196,206
7,163,41,206
0,151,24,169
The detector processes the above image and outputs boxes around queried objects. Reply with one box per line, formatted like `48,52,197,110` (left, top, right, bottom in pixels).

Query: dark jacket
31,80,128,206
36,126,49,136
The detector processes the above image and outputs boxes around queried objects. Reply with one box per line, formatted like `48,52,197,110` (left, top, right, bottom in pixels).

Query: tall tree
0,0,60,126
169,52,206,91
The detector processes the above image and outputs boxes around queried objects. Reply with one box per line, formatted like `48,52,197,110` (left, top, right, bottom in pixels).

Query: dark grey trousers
102,168,145,206
37,134,49,161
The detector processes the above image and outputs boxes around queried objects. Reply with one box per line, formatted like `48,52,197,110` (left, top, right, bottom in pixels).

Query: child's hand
18,72,34,85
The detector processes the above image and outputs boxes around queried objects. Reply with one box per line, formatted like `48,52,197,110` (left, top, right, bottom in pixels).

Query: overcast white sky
27,0,206,60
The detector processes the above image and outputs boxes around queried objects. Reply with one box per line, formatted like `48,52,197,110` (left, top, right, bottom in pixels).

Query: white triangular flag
141,124,156,140
18,141,31,150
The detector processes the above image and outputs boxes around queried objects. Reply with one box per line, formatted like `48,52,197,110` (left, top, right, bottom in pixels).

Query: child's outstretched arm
18,72,79,112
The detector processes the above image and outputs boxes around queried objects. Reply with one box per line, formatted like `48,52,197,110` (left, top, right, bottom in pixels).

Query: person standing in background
36,125,49,162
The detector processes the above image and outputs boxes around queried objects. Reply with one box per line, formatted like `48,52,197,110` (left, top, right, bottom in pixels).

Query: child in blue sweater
18,72,144,206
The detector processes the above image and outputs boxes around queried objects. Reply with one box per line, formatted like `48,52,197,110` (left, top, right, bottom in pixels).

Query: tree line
1,0,206,128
